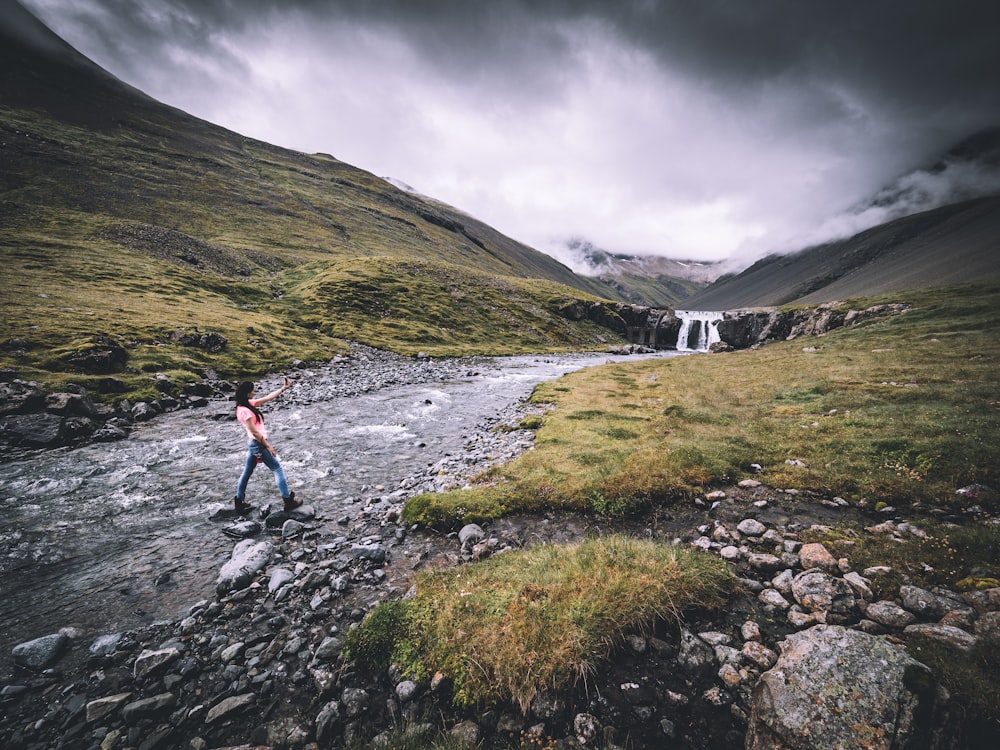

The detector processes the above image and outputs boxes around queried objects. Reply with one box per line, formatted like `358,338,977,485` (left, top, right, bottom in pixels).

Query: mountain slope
0,0,627,392
683,128,1000,310
683,196,1000,309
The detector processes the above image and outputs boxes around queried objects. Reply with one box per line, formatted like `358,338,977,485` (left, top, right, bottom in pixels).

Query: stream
0,350,681,669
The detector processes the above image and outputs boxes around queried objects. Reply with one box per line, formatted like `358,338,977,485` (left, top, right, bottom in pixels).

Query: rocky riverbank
1,342,618,454
3,382,998,750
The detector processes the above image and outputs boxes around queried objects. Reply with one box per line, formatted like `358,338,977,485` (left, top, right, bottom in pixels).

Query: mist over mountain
544,239,725,308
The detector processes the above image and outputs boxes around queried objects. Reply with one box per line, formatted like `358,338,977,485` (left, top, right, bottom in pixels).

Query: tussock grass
345,536,733,712
404,283,1000,527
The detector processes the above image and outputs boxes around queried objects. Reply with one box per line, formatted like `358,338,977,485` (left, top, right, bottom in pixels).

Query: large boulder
747,625,937,750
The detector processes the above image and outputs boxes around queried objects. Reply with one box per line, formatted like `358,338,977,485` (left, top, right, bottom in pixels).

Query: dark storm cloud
18,0,1000,265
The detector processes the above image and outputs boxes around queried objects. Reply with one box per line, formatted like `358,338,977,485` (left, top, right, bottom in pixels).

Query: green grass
403,282,1000,528
344,536,733,712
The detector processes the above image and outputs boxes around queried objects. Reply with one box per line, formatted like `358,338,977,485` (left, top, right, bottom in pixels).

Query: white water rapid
675,311,723,352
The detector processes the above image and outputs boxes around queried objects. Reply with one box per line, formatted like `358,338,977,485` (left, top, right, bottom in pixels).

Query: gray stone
798,542,839,572
903,623,978,651
759,589,791,610
11,633,68,670
122,692,176,724
268,567,295,593
458,523,486,547
133,647,180,679
85,692,132,723
395,680,420,703
205,693,255,724
737,518,767,536
747,625,936,750
866,601,917,628
217,539,273,594
791,570,857,618
316,700,342,744
900,585,964,621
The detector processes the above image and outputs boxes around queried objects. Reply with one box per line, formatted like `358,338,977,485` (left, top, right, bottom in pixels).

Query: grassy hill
0,0,626,396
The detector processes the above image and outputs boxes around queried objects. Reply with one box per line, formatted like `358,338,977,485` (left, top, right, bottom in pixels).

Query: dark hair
235,381,263,423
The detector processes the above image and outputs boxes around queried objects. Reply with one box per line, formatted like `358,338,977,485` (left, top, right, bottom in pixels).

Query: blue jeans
236,440,290,500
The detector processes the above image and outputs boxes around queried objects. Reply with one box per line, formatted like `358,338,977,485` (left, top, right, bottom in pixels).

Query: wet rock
133,647,180,679
268,567,295,593
0,412,64,447
11,633,68,670
747,625,936,750
122,692,176,723
217,539,274,594
86,692,132,723
204,693,255,724
221,519,262,538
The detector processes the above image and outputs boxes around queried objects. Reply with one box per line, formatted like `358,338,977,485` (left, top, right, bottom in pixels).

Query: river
0,350,681,671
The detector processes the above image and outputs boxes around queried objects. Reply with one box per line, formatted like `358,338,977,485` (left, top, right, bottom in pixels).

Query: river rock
217,539,274,594
122,692,176,723
205,693,255,724
132,647,180,679
85,692,132,723
0,412,64,447
268,567,295,593
11,633,68,670
747,625,936,750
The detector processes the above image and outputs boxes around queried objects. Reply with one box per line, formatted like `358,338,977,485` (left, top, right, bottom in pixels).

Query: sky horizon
17,0,1000,272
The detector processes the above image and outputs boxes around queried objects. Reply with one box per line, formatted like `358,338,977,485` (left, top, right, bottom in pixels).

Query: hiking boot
282,491,302,512
234,497,254,515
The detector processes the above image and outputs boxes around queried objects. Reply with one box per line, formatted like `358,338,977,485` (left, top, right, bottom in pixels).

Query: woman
233,376,302,514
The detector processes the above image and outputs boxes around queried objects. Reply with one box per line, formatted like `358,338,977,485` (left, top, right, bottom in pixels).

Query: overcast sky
19,0,1000,270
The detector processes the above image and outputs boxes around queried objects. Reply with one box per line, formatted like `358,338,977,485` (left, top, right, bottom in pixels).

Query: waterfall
675,310,722,352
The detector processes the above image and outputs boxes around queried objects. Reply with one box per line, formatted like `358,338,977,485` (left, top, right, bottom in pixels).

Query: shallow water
0,351,680,667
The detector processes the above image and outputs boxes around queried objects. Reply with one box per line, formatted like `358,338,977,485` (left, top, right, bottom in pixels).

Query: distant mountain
683,132,1000,310
551,239,724,307
0,0,635,389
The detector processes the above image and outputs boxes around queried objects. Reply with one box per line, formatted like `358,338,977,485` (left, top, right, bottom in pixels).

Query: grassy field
403,281,1000,527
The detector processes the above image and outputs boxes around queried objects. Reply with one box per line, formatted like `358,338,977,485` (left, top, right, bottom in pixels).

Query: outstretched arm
252,376,293,406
